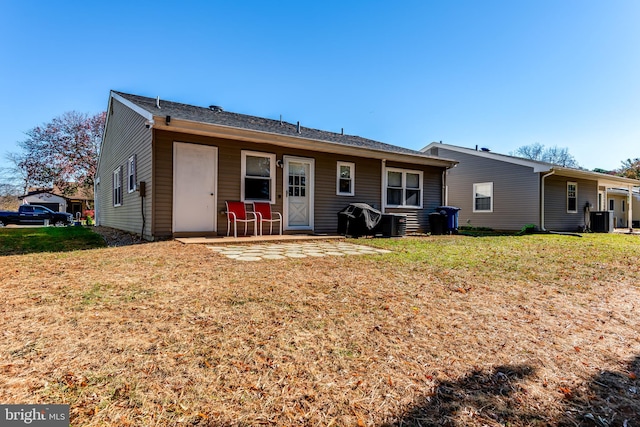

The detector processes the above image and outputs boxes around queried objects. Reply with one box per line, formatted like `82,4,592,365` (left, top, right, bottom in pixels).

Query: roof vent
209,105,223,112
296,121,301,134
480,147,491,152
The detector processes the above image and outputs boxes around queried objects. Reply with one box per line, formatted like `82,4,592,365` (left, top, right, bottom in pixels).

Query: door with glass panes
283,156,314,230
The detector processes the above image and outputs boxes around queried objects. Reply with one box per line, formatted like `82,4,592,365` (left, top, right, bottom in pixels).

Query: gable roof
422,142,640,187
19,185,93,201
109,91,457,168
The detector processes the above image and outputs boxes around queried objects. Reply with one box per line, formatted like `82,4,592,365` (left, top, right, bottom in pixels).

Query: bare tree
511,143,580,168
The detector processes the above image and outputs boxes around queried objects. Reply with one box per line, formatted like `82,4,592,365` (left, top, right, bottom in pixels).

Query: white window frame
241,150,276,204
384,167,423,208
567,181,578,213
127,155,137,193
473,182,494,213
113,166,122,207
336,161,355,196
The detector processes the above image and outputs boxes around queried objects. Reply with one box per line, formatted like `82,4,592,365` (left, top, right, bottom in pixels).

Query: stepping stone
235,256,262,261
262,254,286,260
325,251,346,256
285,253,307,258
304,252,326,257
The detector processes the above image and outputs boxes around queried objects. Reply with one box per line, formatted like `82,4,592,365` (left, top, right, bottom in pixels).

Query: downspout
540,170,555,231
442,170,447,206
381,159,386,213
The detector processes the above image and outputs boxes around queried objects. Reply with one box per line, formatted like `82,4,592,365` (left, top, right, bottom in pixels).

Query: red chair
252,202,282,235
225,201,257,238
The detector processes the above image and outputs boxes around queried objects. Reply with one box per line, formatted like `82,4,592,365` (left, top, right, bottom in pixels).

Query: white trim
283,155,315,231
567,181,578,213
110,91,154,122
384,167,423,209
127,155,137,193
336,161,355,196
473,182,493,213
113,167,122,207
241,150,276,204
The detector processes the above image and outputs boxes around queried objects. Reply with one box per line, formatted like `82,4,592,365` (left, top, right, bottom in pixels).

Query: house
421,142,640,232
605,187,640,228
20,185,94,218
95,91,457,240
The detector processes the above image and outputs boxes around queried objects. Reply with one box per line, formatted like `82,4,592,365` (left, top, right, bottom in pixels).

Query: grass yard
0,226,106,255
1,232,639,426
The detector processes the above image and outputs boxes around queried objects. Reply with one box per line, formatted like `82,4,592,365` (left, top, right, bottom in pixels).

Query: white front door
283,156,314,230
173,142,218,233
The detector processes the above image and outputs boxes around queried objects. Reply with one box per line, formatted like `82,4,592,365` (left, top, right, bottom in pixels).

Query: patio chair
225,201,258,238
252,202,283,236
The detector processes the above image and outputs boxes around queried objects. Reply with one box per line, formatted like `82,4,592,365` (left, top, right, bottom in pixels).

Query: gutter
540,170,555,231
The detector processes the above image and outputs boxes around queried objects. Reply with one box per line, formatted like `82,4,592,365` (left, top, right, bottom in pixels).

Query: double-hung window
113,166,122,207
336,161,355,196
127,155,137,193
241,151,276,204
473,182,493,212
567,182,577,213
385,168,423,208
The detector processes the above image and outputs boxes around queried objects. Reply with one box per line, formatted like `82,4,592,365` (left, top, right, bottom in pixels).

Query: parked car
0,205,74,227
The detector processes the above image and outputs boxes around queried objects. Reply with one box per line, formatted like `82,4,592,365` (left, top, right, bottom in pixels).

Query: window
609,199,614,211
385,168,423,208
127,155,137,193
336,162,355,196
113,166,122,207
622,199,626,212
567,182,577,213
473,182,493,212
241,151,275,203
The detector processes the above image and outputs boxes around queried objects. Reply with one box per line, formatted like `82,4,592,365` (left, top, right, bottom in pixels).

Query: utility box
375,214,407,237
590,211,614,233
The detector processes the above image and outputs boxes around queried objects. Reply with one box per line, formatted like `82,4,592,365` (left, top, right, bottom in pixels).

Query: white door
283,156,314,230
173,142,218,233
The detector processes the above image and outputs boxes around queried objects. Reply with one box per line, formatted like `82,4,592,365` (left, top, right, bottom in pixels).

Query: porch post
628,185,633,232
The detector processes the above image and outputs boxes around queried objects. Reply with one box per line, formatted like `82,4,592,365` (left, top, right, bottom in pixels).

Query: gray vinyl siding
384,161,444,233
96,98,153,239
435,148,540,231
543,176,597,232
153,129,445,236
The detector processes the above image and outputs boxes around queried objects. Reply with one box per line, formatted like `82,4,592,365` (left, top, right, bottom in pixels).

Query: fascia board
422,142,550,172
154,117,458,169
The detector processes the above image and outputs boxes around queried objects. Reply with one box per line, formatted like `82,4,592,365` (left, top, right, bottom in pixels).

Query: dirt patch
91,226,146,247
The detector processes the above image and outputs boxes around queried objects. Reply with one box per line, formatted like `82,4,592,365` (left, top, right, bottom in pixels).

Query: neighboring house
421,142,639,232
95,91,457,240
606,187,640,228
20,186,94,218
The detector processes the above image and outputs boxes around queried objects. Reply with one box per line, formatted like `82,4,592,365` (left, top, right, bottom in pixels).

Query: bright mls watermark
1,405,69,426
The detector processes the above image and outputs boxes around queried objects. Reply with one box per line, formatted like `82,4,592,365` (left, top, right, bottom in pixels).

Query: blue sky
1,0,639,173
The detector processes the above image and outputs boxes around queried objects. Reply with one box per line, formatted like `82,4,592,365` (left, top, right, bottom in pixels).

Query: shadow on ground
386,357,639,426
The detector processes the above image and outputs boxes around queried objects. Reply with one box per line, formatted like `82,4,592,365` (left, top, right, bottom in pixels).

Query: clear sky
1,0,639,173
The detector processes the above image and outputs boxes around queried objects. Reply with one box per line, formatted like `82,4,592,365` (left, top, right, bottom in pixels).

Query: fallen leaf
629,372,637,380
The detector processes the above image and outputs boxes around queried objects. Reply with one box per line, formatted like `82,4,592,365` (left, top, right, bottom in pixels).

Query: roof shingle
114,91,431,157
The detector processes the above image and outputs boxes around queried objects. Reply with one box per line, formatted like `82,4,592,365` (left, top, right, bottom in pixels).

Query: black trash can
437,206,461,234
429,212,445,235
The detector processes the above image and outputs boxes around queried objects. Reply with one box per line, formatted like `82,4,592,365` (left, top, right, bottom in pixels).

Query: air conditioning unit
590,211,614,233
375,214,407,237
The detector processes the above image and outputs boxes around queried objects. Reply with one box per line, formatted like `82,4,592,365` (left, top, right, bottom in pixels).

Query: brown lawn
1,233,639,426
